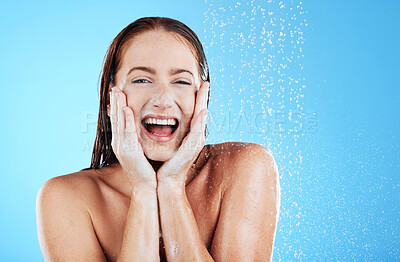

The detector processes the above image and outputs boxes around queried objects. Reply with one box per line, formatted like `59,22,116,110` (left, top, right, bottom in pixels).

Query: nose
149,82,174,109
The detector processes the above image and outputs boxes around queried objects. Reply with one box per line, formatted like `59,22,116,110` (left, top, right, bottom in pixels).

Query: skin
36,30,281,262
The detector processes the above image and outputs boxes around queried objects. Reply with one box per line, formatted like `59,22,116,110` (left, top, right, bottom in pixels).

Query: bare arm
110,87,160,261
155,81,213,261
157,181,214,262
210,143,281,261
117,187,159,262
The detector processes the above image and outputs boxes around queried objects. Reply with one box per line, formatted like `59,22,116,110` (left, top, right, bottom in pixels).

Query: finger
194,109,208,138
117,88,127,108
193,81,209,120
123,106,138,136
114,86,122,92
161,109,208,178
110,88,120,153
200,109,208,136
117,91,126,135
124,106,143,153
110,88,117,135
182,108,208,153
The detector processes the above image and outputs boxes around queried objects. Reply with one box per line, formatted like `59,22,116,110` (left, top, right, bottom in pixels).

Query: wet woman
36,17,280,262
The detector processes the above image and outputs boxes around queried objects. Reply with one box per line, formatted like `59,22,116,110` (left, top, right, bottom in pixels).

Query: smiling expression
113,29,201,161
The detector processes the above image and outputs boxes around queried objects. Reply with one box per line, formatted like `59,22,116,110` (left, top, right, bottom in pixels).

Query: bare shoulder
208,142,281,261
206,142,279,192
36,169,107,261
207,141,275,162
37,169,101,206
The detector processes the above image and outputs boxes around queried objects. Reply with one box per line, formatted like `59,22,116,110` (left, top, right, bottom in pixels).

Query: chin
143,145,175,162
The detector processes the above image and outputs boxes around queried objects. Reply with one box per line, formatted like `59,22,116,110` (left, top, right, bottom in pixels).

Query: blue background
0,0,398,261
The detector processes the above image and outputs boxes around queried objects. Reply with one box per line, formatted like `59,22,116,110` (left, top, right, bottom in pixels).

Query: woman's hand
110,87,157,191
156,81,210,187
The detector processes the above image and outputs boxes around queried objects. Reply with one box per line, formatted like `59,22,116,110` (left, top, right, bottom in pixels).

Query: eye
175,80,191,85
132,79,150,84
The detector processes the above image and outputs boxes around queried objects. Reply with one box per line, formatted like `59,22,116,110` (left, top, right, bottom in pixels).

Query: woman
36,17,280,262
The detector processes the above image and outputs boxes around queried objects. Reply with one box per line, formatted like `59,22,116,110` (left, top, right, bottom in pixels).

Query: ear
107,104,111,117
107,85,113,117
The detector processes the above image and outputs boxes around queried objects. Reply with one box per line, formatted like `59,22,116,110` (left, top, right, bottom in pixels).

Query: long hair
88,17,210,169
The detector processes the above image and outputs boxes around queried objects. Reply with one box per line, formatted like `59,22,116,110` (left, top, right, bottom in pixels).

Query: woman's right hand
109,86,157,191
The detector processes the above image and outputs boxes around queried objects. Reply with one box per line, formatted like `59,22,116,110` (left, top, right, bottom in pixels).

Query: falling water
203,0,308,260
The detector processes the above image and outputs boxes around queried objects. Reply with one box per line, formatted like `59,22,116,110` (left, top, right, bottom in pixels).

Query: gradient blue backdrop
0,0,398,261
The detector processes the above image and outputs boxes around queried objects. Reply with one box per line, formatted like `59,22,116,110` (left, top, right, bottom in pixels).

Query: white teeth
144,117,177,125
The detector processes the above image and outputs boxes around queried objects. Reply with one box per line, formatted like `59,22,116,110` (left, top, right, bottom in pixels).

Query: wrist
157,178,185,195
123,168,157,191
157,170,185,186
130,185,157,200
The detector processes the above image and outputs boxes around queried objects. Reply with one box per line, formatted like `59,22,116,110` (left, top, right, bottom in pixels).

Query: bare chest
90,169,223,262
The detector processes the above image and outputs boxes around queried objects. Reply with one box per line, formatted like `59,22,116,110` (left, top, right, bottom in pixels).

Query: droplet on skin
170,241,179,257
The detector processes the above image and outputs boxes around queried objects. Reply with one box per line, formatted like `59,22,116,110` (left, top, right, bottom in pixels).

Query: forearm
157,181,214,262
118,188,159,262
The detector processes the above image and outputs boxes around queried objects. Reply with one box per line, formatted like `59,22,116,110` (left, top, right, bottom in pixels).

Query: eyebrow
127,66,194,77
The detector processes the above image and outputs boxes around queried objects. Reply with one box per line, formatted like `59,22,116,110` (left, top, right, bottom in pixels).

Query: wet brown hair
88,17,210,169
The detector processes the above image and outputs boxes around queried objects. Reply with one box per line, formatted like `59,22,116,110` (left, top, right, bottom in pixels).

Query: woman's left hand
156,81,210,187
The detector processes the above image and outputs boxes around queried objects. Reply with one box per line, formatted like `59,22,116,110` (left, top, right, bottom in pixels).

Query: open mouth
141,117,179,137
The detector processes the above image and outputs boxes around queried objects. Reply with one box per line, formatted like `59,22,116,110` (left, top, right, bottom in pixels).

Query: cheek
182,97,196,124
124,92,143,118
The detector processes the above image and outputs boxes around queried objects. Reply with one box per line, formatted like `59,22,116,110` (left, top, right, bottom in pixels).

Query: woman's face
114,30,201,161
